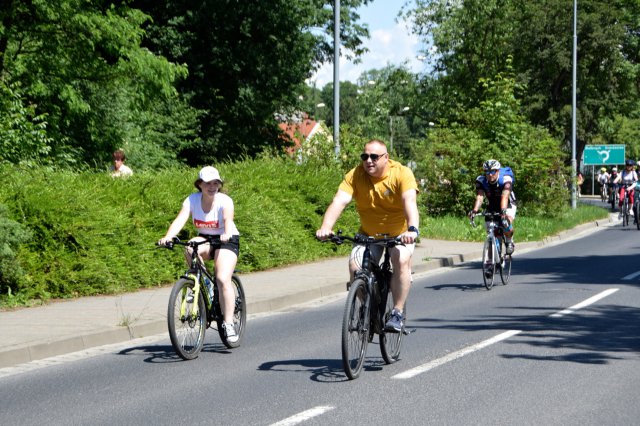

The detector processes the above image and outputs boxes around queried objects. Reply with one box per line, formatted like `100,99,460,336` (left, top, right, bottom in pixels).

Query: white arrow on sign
596,150,610,162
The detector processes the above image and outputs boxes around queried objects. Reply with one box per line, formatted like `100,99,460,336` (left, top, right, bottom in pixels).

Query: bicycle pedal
403,328,416,335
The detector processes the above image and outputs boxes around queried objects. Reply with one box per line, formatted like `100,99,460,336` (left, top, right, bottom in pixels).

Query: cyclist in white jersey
159,166,241,343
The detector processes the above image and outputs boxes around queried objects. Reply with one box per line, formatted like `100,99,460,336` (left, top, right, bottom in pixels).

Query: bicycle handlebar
319,231,403,247
157,236,222,250
470,211,502,228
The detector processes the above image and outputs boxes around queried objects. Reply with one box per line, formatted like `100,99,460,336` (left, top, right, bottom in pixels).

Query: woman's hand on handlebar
158,236,176,247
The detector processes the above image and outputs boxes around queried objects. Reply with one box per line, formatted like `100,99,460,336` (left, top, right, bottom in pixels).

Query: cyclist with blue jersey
468,159,517,255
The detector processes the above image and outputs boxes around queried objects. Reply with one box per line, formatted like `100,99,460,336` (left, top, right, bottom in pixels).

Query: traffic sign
583,145,625,165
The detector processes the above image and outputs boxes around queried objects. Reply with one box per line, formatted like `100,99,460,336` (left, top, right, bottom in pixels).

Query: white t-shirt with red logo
183,192,239,236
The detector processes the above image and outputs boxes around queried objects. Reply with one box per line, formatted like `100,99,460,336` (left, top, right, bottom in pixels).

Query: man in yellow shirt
316,139,420,332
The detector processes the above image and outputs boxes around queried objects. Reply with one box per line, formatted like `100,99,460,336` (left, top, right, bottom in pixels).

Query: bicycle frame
355,240,393,335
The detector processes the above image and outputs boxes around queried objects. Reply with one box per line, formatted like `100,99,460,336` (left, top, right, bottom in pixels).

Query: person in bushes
158,166,241,343
315,139,420,333
109,149,133,177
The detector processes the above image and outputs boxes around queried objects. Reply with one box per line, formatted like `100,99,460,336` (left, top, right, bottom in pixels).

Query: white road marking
394,287,620,380
549,288,619,318
392,330,522,380
270,406,335,426
622,271,640,280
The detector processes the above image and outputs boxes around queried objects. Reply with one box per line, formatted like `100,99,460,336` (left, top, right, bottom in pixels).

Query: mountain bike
323,232,408,380
471,212,512,290
159,237,246,360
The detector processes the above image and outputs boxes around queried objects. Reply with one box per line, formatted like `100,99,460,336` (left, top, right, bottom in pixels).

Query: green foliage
0,0,190,167
404,0,640,163
0,159,359,306
0,203,32,300
0,160,609,307
0,81,53,164
413,67,570,216
135,0,374,163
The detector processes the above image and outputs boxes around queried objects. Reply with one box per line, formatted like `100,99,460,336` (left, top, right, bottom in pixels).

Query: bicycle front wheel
482,236,496,290
500,253,512,285
342,278,370,380
623,198,629,226
167,278,206,360
380,288,403,364
216,275,247,349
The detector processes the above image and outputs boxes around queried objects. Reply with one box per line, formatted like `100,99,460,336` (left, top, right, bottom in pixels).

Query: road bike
159,237,246,360
471,212,512,290
323,232,407,380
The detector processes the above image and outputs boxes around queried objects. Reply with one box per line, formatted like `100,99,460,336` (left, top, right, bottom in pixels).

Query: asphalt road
1,222,639,426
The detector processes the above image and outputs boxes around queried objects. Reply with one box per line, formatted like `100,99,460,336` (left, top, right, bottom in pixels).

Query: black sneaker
384,308,404,333
505,242,515,255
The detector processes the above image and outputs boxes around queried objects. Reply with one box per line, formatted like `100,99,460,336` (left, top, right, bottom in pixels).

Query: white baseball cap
194,166,223,189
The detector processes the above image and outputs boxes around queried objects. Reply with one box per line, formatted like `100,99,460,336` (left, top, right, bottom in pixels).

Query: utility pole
333,0,340,158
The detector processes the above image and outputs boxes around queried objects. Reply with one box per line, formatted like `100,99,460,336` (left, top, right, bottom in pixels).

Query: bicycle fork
181,272,202,319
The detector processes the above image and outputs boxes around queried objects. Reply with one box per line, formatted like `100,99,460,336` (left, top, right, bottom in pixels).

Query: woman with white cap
159,166,241,343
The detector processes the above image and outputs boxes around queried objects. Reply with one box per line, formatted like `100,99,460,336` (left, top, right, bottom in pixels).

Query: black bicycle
159,237,246,360
471,212,512,290
323,232,407,380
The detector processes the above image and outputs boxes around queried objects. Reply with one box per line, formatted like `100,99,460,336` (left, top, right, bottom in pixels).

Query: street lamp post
389,106,410,152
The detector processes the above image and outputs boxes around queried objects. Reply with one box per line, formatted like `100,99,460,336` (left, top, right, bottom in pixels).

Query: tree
404,0,640,164
0,0,189,166
133,0,374,164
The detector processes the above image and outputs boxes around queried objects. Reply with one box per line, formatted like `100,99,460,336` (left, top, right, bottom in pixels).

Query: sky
309,1,426,88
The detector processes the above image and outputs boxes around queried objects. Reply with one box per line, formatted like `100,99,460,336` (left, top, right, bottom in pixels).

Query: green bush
0,158,359,306
412,66,570,217
0,203,32,300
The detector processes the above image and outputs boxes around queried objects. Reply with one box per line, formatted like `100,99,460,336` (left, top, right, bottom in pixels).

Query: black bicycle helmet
626,159,635,166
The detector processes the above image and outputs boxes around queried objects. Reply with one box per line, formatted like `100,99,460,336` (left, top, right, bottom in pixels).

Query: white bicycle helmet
482,159,501,172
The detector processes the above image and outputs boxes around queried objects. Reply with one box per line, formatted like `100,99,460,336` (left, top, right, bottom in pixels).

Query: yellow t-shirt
339,159,418,237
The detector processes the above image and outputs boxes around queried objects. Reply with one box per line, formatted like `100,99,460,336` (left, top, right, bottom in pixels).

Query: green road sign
583,145,625,165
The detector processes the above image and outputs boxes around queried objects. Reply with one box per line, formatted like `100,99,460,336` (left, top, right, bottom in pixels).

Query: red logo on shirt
194,219,219,229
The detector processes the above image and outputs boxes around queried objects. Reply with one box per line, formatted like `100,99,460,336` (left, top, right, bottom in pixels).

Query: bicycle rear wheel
482,236,496,290
380,288,403,364
342,278,370,380
167,278,206,360
216,275,247,349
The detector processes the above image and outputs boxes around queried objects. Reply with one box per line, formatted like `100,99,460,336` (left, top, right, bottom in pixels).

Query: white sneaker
222,322,239,343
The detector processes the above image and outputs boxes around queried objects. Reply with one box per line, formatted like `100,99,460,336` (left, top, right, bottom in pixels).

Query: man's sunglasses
360,153,387,161
485,169,498,175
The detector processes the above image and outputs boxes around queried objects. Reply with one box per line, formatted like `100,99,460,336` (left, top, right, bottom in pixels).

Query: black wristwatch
408,225,420,236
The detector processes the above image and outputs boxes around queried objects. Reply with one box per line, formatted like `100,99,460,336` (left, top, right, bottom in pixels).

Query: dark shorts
199,235,240,257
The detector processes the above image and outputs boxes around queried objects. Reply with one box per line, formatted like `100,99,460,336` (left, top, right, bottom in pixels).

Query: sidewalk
0,214,613,369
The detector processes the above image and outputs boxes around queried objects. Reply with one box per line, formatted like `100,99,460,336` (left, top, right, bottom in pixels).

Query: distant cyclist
316,139,420,333
468,159,517,255
614,160,638,217
597,167,609,200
